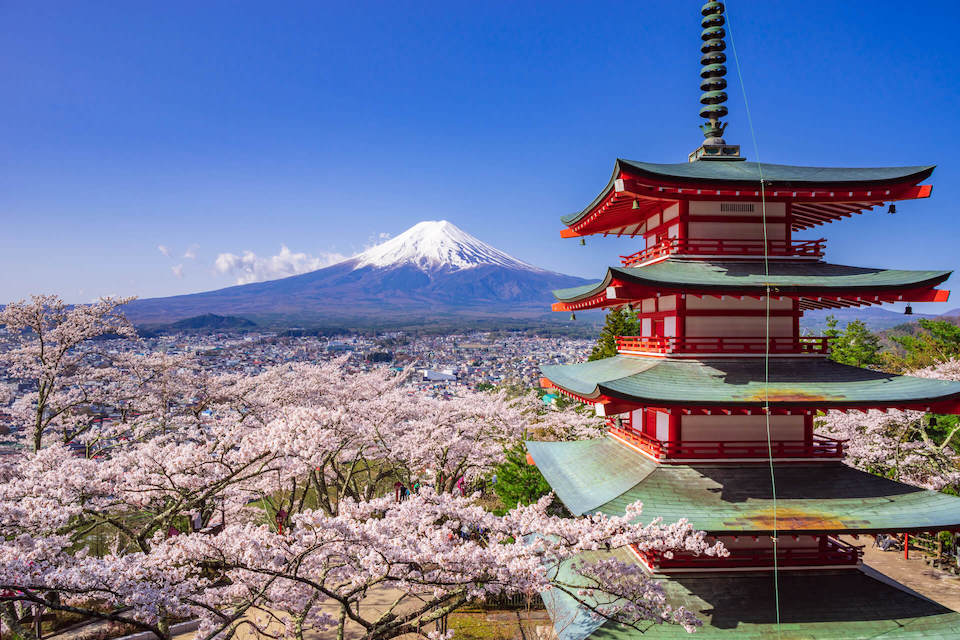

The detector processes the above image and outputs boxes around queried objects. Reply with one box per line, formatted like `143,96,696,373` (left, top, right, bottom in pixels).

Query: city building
527,2,960,637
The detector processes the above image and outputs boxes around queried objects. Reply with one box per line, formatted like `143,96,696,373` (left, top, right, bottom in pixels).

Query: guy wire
726,5,782,636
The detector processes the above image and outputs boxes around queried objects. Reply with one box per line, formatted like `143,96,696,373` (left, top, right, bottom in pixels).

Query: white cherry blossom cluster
818,359,960,491
0,295,720,639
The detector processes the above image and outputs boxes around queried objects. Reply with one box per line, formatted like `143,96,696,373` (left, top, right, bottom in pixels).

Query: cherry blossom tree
172,493,720,640
0,429,723,640
0,296,724,640
818,359,960,491
0,295,136,452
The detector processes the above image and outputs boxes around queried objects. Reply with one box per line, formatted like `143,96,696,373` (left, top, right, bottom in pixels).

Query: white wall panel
685,316,793,337
681,415,804,441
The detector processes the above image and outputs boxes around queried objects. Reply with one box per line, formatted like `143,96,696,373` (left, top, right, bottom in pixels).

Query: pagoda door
654,319,666,337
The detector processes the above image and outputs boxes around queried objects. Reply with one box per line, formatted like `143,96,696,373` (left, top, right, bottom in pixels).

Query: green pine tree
824,316,883,368
492,443,553,514
589,307,642,361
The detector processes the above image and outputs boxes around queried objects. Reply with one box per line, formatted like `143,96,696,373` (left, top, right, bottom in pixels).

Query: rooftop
560,160,935,235
552,260,951,308
544,547,960,639
525,437,960,535
541,356,960,411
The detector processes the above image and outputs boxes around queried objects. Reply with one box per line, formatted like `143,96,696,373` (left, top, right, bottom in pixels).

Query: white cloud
214,245,347,285
157,245,171,257
171,264,184,278
183,244,199,260
364,231,391,249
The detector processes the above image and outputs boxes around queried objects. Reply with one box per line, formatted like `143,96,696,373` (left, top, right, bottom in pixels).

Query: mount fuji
125,221,592,328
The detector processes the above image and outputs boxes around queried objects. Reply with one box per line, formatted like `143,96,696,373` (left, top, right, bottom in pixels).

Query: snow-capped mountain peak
351,220,542,272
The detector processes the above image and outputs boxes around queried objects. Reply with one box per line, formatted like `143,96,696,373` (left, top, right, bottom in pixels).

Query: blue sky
2,1,958,312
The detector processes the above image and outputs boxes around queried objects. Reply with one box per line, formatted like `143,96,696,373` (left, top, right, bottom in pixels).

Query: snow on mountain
351,220,544,272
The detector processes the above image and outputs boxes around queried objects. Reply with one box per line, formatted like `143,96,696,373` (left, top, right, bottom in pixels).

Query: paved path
170,597,552,640
843,535,960,611
171,588,436,640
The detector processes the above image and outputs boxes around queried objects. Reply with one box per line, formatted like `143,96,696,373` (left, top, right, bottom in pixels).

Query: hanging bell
579,238,586,246
888,203,897,214
930,415,938,427
904,304,913,315
570,311,576,321
632,199,640,210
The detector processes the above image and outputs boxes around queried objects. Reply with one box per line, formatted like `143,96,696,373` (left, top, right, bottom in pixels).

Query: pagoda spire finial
689,1,743,162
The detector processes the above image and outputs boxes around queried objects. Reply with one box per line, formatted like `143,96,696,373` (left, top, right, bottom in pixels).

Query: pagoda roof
525,437,960,535
552,260,951,310
627,158,931,187
543,548,960,639
540,356,960,412
561,159,935,236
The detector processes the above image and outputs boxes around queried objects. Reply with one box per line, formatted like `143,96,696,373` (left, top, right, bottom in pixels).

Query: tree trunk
336,605,347,640
0,603,35,640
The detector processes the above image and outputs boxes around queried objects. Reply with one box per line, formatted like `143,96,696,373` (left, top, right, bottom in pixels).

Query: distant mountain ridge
125,221,592,328
800,307,956,332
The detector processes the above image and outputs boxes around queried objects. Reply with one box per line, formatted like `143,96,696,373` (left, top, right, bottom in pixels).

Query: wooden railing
608,426,845,460
635,537,862,570
616,335,831,356
620,238,826,267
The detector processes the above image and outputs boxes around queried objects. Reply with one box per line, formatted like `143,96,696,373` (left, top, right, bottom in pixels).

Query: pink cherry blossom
0,296,721,639
818,359,960,491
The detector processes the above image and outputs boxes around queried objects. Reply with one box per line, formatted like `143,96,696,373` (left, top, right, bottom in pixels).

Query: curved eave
541,356,960,413
561,159,936,235
560,161,625,228
544,550,960,639
617,159,936,188
526,438,960,536
551,260,952,310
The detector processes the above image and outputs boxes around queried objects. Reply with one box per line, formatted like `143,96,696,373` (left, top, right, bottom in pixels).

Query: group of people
393,479,421,502
455,475,490,497
393,474,496,502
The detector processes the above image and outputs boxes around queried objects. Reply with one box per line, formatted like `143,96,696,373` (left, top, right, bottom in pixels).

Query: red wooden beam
565,174,933,237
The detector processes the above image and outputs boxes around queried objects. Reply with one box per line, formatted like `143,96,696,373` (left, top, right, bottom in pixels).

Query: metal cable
725,5,782,637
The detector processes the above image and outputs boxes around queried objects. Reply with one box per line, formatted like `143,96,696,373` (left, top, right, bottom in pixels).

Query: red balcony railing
634,537,862,570
608,426,845,460
616,335,831,356
620,238,826,267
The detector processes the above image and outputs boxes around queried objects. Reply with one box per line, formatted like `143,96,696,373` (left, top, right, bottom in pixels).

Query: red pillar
679,200,689,239
792,299,801,344
784,202,793,244
904,533,910,560
676,294,686,351
668,409,681,443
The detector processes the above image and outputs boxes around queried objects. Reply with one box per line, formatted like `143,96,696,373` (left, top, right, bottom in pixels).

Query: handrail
616,335,831,355
608,426,845,460
635,537,862,569
620,238,826,267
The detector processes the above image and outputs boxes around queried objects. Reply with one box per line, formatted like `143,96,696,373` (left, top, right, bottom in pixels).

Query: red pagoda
527,2,960,637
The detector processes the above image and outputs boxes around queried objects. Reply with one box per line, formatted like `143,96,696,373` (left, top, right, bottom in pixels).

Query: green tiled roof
526,438,960,535
552,260,952,303
541,356,960,408
543,547,960,639
524,439,657,515
561,159,935,226
619,160,935,186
